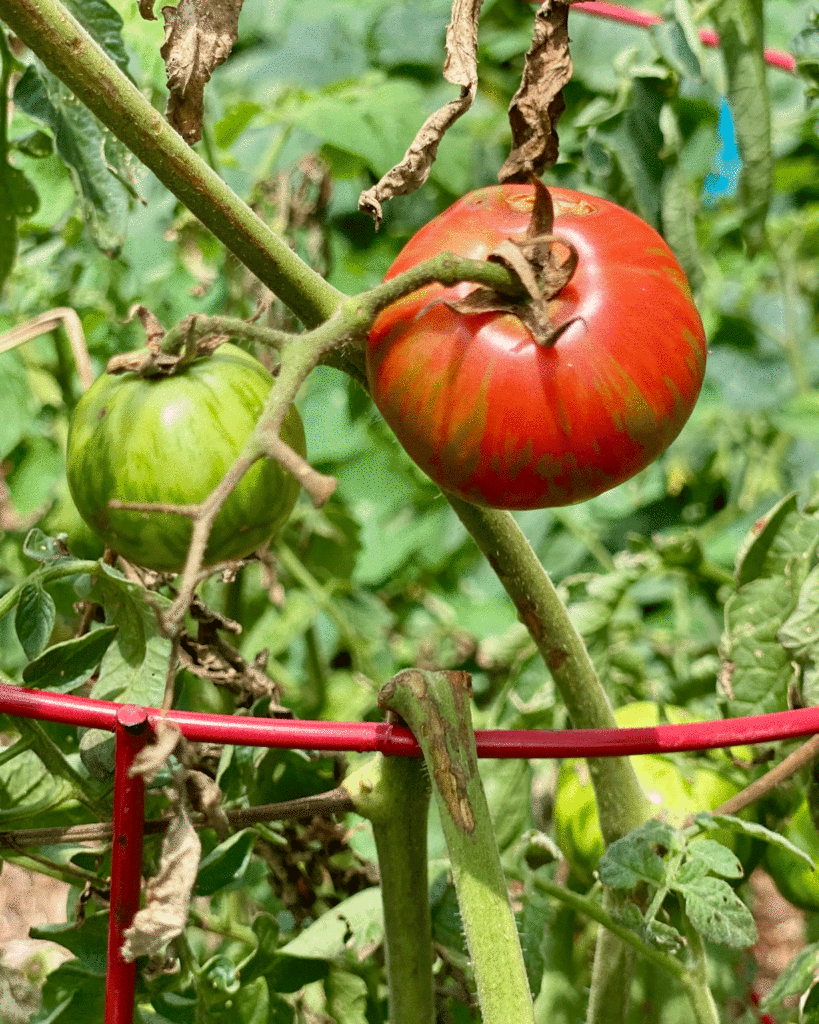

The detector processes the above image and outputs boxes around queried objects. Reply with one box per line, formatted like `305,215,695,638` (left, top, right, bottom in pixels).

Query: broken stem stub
378,669,536,1024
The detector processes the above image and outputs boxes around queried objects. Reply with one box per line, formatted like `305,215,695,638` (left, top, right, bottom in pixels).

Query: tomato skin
553,702,751,887
367,185,707,509
67,343,305,572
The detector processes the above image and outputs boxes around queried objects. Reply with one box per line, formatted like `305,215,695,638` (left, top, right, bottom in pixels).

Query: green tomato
553,702,750,886
66,343,305,572
763,799,819,912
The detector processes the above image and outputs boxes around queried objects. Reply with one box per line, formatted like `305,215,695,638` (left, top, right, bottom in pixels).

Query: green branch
445,499,650,1024
0,0,341,328
344,754,435,1024
445,497,649,847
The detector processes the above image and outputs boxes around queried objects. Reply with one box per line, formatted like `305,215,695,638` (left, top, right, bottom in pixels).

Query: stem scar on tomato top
366,181,707,510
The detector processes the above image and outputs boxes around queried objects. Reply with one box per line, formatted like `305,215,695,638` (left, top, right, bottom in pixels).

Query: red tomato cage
3,681,819,1024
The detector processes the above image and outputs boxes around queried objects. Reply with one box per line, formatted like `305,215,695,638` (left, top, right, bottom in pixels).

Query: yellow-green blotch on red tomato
553,702,750,887
66,343,305,573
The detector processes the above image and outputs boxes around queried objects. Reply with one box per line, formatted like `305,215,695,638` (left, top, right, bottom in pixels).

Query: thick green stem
344,754,434,1024
445,498,648,845
379,669,535,1024
445,498,651,1024
0,0,341,328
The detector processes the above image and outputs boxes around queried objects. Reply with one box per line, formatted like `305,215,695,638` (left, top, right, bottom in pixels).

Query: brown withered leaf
499,0,572,182
120,807,201,961
359,0,483,228
128,720,182,783
160,0,244,144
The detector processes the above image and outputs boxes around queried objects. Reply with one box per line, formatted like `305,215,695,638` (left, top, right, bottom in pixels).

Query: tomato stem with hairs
378,669,537,1024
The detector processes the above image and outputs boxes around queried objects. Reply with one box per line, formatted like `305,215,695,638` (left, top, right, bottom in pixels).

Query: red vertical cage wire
106,706,152,1023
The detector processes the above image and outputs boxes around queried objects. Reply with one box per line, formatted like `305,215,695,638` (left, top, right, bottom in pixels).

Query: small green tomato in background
67,343,305,573
553,701,751,887
763,799,819,912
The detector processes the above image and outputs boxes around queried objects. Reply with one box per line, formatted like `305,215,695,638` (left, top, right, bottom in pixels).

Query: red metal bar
4,681,819,758
105,706,151,1024
571,1,797,73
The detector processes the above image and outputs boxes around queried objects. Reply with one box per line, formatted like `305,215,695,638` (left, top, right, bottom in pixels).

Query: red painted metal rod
571,1,797,73
4,682,819,758
106,706,151,1024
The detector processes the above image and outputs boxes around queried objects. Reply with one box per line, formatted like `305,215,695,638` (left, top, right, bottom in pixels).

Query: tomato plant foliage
367,184,707,509
2,0,819,1023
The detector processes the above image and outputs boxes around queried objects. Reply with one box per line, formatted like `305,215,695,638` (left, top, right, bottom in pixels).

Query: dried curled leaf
499,0,572,182
359,0,483,227
160,0,244,144
128,720,182,783
120,806,201,961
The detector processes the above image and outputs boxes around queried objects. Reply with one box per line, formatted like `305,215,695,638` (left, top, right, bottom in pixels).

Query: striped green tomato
66,343,305,572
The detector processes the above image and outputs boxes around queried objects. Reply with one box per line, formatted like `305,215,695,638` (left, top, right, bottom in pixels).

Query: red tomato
366,184,707,509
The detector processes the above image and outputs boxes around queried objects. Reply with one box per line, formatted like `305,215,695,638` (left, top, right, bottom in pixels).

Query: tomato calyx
448,177,580,346
106,307,228,379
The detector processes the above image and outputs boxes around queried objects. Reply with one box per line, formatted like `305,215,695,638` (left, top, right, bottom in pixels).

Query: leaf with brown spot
499,0,572,182
160,0,244,144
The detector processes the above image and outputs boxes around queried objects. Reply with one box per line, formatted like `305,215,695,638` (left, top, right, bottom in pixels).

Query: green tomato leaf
22,626,118,691
87,564,172,705
0,744,74,827
196,829,258,896
710,0,772,253
680,875,756,948
597,821,671,890
77,566,172,778
592,77,666,229
13,65,131,256
324,969,368,1024
683,838,743,880
661,162,705,292
707,813,816,868
14,582,56,660
649,17,704,83
778,563,819,660
721,573,800,716
734,492,810,587
234,976,271,1024
277,887,383,962
759,943,819,1012
30,914,108,975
